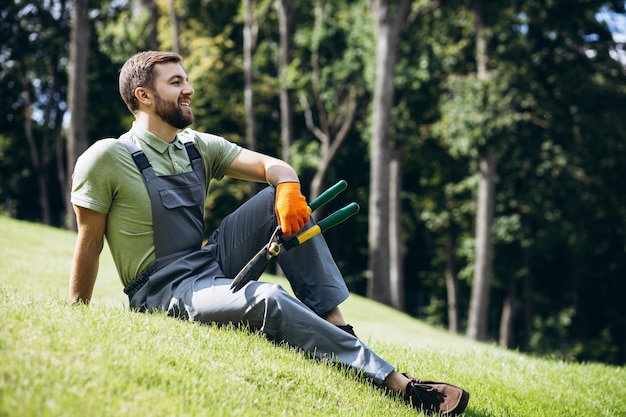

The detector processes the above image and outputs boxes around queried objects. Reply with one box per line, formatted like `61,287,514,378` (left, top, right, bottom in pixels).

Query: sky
597,6,626,41
597,7,626,64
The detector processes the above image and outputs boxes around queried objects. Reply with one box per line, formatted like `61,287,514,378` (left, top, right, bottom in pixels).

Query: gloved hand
275,182,311,237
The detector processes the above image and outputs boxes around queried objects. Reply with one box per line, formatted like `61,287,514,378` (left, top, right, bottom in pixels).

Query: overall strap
183,141,206,188
119,136,157,180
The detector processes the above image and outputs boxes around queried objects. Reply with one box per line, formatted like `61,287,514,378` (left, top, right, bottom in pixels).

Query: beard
154,94,194,129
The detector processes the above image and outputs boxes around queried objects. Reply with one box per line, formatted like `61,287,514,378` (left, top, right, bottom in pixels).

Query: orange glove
275,182,311,237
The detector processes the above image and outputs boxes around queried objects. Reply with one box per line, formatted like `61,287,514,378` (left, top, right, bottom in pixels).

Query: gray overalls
120,136,395,385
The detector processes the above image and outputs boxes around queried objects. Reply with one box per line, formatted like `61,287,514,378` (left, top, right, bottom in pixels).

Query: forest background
1,0,626,366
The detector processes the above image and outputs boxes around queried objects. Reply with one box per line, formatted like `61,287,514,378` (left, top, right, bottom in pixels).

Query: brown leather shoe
403,374,470,416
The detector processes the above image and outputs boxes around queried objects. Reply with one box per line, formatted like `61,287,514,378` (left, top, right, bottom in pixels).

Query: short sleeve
71,139,123,214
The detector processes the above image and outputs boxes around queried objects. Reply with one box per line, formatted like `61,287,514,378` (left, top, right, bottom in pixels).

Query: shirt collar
130,122,185,153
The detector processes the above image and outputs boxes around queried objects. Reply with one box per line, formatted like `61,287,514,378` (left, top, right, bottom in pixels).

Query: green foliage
290,139,322,175
291,0,372,146
0,0,71,224
436,71,530,160
95,1,151,62
184,25,247,141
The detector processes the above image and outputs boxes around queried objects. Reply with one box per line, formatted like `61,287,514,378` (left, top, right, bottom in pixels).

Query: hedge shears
230,180,359,292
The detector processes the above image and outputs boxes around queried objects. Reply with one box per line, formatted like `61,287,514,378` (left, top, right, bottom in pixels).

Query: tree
0,0,72,226
388,149,404,309
464,0,498,342
66,0,90,230
367,0,410,306
434,1,519,341
367,0,441,309
242,0,259,196
503,0,626,363
297,0,364,200
167,0,180,54
243,0,259,155
135,0,159,50
275,0,295,163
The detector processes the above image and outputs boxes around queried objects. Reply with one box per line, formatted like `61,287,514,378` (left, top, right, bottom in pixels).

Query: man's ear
134,87,152,105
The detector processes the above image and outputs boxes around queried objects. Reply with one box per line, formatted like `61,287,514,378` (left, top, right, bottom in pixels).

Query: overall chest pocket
159,183,205,209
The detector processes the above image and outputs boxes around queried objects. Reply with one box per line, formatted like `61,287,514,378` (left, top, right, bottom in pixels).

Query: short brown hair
118,51,183,113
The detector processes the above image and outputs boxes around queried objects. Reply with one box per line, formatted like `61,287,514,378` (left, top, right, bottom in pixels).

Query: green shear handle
230,180,359,292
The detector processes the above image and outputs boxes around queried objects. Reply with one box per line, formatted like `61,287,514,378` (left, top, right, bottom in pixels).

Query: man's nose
184,82,194,95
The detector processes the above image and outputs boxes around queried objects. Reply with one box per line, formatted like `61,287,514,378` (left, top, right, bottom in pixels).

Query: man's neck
134,114,178,143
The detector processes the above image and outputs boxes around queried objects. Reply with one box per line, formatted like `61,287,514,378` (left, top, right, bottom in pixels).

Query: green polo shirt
71,123,241,286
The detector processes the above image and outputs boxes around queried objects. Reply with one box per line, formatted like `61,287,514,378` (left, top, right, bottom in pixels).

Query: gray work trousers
129,187,395,385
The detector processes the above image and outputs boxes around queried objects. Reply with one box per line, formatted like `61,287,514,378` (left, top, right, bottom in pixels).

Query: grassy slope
0,216,624,417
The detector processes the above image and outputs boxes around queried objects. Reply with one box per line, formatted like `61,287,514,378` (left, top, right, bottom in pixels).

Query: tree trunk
22,85,51,225
243,0,260,195
243,0,257,153
300,89,358,201
66,0,90,230
473,0,487,80
136,0,159,50
499,272,517,348
466,0,496,341
276,0,294,163
50,58,67,224
445,221,460,332
169,0,180,54
367,0,409,305
523,276,533,351
389,149,404,310
56,127,67,222
467,148,496,340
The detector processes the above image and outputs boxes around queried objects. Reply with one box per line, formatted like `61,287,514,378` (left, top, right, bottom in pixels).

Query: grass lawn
1,216,624,416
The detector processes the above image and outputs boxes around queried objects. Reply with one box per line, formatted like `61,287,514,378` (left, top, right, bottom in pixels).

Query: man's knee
257,283,289,303
255,283,300,319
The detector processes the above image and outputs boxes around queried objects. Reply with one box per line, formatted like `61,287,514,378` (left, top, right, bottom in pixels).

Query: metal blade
230,246,271,292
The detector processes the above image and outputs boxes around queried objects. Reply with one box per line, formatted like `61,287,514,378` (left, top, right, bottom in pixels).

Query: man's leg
170,274,396,385
131,247,397,386
132,250,469,415
215,186,350,319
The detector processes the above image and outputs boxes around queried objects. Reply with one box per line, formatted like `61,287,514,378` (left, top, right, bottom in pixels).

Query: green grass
1,216,624,417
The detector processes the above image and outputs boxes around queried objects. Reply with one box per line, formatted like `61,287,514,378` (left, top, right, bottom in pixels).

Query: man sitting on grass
69,50,470,416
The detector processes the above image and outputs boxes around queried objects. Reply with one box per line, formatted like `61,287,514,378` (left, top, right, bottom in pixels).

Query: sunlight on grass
1,216,625,417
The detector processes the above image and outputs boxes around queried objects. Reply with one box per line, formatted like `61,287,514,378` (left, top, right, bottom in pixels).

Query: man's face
151,62,195,129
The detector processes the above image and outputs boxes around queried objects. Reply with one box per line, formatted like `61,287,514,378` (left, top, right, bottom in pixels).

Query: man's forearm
70,205,107,304
69,237,102,304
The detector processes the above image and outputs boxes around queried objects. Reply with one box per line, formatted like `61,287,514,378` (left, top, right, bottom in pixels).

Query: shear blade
230,248,272,292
